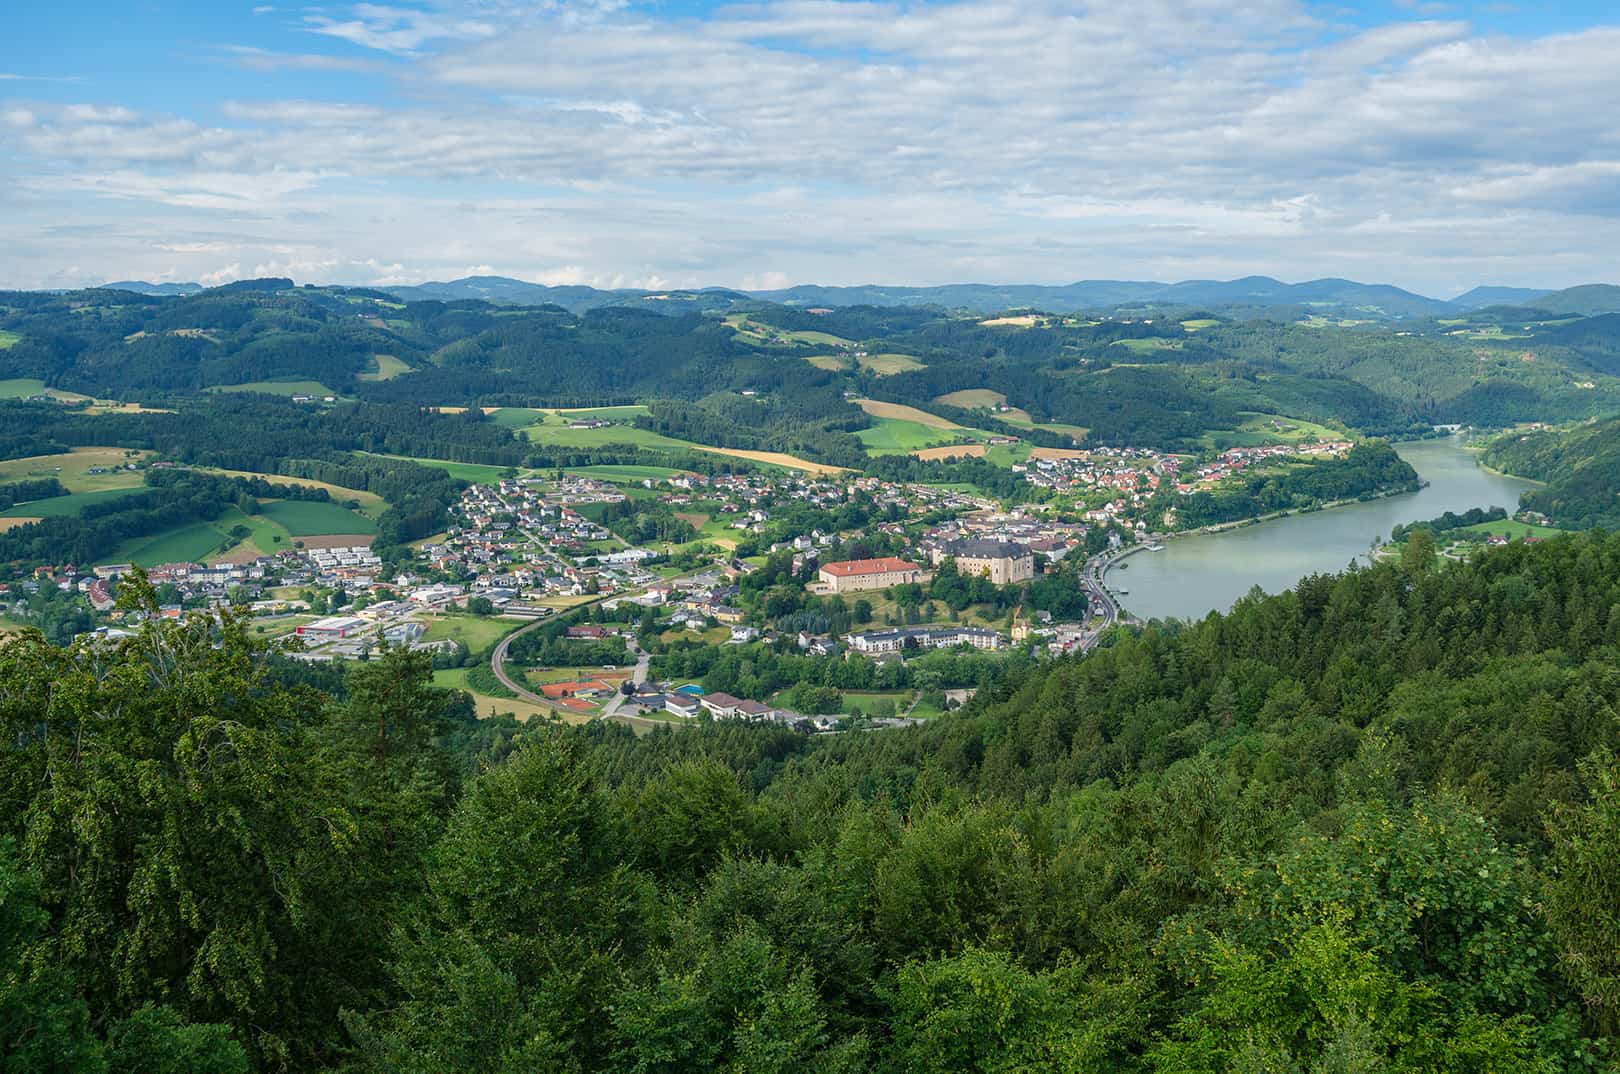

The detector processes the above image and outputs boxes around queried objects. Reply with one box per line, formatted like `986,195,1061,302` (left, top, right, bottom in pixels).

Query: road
1077,551,1122,651
488,616,557,705
597,640,650,719
486,565,716,718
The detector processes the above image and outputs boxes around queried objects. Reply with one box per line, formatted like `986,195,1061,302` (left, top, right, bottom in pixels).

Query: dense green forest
6,536,1620,1071
1485,418,1620,528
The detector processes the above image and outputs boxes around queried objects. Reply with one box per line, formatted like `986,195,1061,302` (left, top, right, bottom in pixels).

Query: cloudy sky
4,0,1619,296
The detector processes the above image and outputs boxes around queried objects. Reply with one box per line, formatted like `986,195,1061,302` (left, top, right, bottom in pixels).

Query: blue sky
5,0,1620,294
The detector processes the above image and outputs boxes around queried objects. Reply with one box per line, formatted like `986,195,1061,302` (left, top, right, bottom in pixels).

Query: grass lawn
1455,519,1564,540
0,487,149,518
839,690,914,717
566,464,685,483
259,499,378,536
433,667,581,723
0,448,149,492
724,315,856,348
856,353,925,375
984,442,1035,467
249,614,318,641
420,614,517,653
806,355,850,372
208,379,339,397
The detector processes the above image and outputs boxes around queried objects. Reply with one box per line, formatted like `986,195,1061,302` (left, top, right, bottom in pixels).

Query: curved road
488,616,557,705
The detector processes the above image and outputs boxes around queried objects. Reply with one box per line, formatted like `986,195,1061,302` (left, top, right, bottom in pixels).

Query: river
1107,438,1538,622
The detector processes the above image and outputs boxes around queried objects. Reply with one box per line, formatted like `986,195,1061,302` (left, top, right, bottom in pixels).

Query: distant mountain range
92,274,1620,319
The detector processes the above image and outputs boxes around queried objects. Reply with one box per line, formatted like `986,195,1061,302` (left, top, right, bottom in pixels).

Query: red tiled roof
819,557,918,577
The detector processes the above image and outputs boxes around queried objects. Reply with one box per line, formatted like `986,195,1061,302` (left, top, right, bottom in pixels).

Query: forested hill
13,281,1620,453
1485,417,1620,527
5,533,1620,1071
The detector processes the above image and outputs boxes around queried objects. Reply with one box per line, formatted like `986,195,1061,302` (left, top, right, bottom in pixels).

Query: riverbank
1104,483,1424,606
1103,439,1536,622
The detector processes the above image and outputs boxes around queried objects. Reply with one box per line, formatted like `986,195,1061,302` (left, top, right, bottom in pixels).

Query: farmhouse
816,556,925,594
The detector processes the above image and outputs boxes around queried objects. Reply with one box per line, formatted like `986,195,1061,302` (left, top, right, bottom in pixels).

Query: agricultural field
933,389,1007,408
258,499,378,536
0,448,148,492
520,412,697,452
374,454,515,485
1110,338,1184,354
485,407,548,428
1180,319,1222,330
0,330,20,349
806,354,850,372
1200,413,1349,449
0,378,92,402
913,444,987,460
979,314,1041,327
208,380,339,397
0,487,148,518
115,508,261,567
853,399,991,455
356,354,411,381
856,353,925,375
723,315,855,349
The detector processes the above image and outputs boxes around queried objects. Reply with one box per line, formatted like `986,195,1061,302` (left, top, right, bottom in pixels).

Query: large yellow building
933,539,1034,585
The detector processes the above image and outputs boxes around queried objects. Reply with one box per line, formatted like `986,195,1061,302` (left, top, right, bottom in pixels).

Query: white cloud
6,1,1620,291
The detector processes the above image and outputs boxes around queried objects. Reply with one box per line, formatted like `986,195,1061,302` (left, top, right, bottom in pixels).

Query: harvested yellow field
1030,446,1088,461
934,389,1007,408
854,399,966,430
980,315,1039,327
695,446,849,474
913,444,987,460
0,517,41,532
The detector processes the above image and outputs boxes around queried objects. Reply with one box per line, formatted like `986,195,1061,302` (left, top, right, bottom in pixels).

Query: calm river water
1108,438,1537,622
